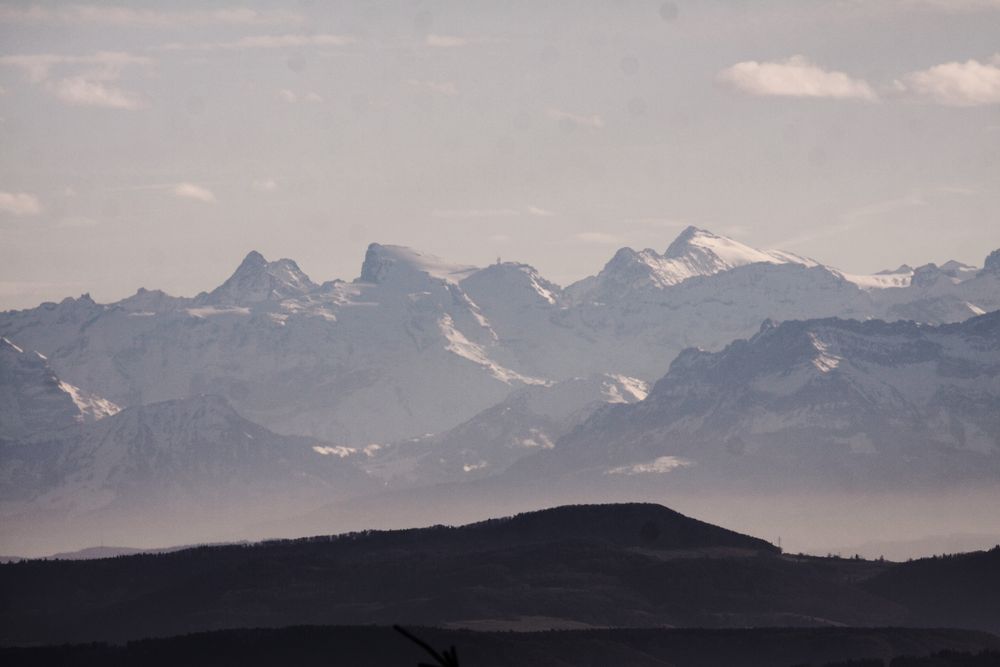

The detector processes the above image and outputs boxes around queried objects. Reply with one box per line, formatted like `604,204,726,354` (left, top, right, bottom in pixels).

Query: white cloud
407,79,459,96
424,34,502,48
160,34,355,52
545,108,605,128
173,183,216,203
0,51,150,109
575,231,623,244
425,34,470,48
432,206,554,219
0,51,151,83
49,76,144,109
432,208,520,218
278,89,323,104
608,456,692,475
895,56,1000,106
527,206,555,217
0,6,302,26
0,191,42,216
253,179,278,192
718,55,876,100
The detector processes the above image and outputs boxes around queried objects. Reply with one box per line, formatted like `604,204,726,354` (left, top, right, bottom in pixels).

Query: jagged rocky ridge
1,227,996,448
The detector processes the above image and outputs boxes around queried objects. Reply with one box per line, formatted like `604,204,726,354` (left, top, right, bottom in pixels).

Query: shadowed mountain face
365,373,648,485
2,503,999,647
0,394,375,555
0,336,119,440
514,312,1000,491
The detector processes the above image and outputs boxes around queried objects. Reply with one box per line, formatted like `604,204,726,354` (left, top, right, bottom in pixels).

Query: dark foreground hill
1,504,998,646
3,626,1000,667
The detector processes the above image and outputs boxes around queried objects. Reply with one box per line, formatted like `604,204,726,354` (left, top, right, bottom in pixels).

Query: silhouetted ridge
460,503,778,552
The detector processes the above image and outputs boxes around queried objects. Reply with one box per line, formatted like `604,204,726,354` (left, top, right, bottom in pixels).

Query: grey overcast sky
1,0,998,309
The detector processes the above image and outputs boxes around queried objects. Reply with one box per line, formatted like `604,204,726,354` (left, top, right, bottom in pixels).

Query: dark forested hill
862,546,1000,633
1,504,997,647
3,626,1000,667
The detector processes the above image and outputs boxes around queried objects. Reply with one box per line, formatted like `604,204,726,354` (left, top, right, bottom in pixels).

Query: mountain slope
0,336,119,440
0,395,375,555
0,247,544,445
364,373,648,485
517,311,1000,489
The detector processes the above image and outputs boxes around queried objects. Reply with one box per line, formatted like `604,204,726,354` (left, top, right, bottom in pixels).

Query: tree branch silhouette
394,625,460,667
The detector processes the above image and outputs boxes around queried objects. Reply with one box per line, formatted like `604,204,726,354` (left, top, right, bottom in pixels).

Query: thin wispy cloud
173,183,216,203
527,206,555,217
424,34,502,48
0,5,302,26
425,34,470,48
432,208,520,218
774,187,972,249
253,179,278,192
0,52,151,84
407,79,459,97
0,51,151,109
277,89,322,104
718,56,877,101
50,76,144,109
159,34,356,52
0,191,42,216
433,206,555,219
545,108,605,128
894,55,1000,106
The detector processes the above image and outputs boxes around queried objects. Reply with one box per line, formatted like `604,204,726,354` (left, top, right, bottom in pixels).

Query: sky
1,0,999,310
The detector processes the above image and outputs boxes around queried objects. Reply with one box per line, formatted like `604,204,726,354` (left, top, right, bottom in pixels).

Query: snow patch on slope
438,314,547,385
808,332,842,373
603,374,650,403
608,456,693,475
57,381,121,422
360,244,478,285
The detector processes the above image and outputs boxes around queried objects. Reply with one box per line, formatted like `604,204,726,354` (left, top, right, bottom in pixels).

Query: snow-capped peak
664,226,815,271
358,243,478,285
570,226,818,298
202,250,316,305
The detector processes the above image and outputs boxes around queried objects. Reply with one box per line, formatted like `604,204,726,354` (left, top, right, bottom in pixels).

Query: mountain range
2,227,997,447
2,227,999,555
513,311,1000,490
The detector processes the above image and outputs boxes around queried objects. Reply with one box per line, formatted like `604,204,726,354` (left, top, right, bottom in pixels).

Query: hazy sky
1,0,998,309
